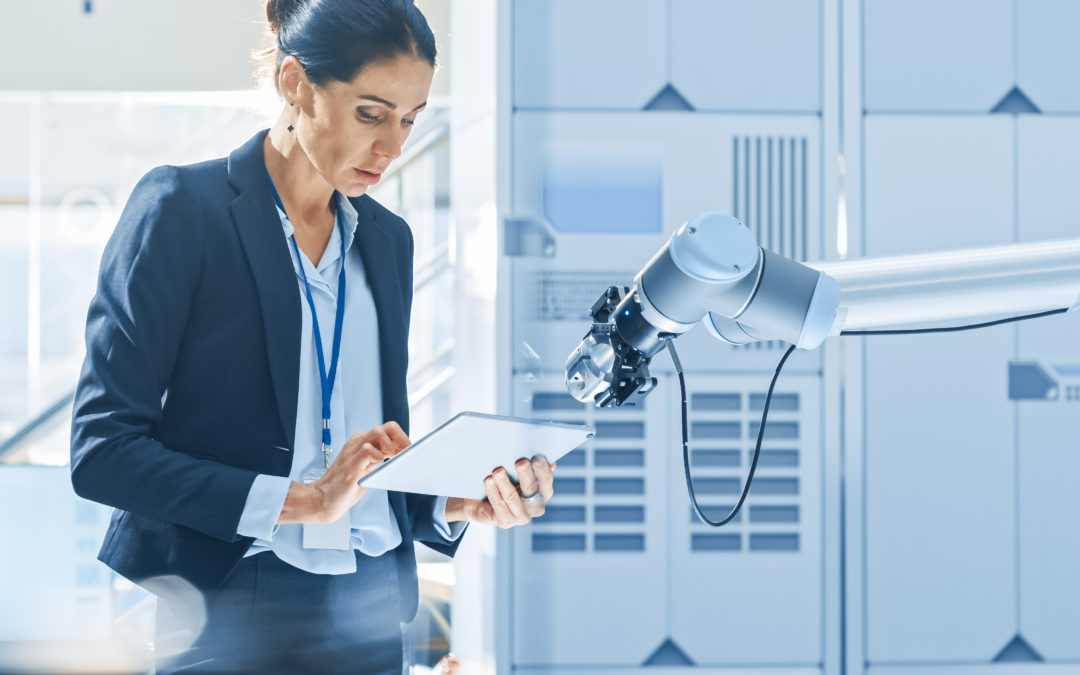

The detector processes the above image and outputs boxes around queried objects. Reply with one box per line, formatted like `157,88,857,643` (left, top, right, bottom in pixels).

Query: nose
372,125,404,162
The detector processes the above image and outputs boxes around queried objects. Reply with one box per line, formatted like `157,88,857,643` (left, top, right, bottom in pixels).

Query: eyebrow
357,95,427,112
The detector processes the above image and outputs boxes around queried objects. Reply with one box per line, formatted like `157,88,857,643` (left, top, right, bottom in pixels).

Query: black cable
672,304,1070,528
840,307,1068,336
668,338,797,528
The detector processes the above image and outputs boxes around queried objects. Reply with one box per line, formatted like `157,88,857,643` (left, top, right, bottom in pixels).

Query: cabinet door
668,375,823,665
1015,117,1080,660
863,0,1013,112
669,0,821,113
507,111,825,666
513,0,667,110
863,116,1017,662
1018,0,1080,113
511,375,670,666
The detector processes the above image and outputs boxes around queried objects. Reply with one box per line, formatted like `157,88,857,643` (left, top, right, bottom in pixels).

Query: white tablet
357,412,595,500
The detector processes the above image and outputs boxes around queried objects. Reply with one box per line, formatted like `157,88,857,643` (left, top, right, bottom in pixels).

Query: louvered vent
731,135,810,351
527,391,649,554
687,390,802,553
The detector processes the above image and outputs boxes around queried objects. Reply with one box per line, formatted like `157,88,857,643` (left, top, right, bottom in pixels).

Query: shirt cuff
236,474,292,541
432,495,468,542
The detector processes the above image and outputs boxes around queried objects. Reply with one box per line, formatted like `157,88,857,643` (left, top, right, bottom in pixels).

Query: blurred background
0,1,1078,674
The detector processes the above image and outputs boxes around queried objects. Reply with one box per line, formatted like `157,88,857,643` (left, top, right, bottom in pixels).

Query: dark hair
254,0,437,96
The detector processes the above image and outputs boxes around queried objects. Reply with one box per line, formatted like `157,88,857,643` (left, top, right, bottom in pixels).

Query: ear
278,55,309,105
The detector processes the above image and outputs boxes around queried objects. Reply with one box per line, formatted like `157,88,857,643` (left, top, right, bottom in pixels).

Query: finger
348,442,381,478
515,458,539,495
381,422,411,453
514,458,545,517
493,467,530,524
483,476,514,528
531,455,556,501
382,421,410,447
368,428,393,455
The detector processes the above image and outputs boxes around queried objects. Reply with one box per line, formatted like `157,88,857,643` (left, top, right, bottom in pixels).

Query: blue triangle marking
643,637,695,666
644,83,695,111
991,86,1041,114
993,634,1044,662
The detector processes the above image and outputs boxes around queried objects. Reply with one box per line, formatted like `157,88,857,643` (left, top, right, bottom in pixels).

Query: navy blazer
70,128,466,624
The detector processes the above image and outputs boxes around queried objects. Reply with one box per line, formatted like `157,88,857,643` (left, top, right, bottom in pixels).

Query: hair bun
266,0,308,35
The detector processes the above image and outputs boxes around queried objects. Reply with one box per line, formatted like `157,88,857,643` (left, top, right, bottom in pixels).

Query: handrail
408,366,455,408
0,388,75,463
407,339,455,384
414,244,453,292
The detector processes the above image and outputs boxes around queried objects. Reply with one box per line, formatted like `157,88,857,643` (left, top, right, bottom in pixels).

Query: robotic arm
566,213,1080,408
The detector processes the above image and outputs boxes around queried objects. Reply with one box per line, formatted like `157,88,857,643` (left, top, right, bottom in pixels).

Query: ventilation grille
527,391,648,554
687,391,802,553
732,135,810,352
533,270,637,322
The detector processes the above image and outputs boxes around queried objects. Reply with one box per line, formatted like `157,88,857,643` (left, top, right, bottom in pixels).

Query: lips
353,167,383,186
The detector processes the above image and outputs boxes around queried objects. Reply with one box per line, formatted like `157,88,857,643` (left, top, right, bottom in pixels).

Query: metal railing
0,388,74,463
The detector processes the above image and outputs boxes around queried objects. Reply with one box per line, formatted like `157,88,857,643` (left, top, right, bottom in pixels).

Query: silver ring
520,489,544,503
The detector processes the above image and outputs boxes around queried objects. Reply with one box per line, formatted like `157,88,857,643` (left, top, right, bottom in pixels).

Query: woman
69,1,556,672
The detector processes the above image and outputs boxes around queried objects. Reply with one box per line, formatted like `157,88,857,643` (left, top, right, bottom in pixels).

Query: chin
340,186,368,199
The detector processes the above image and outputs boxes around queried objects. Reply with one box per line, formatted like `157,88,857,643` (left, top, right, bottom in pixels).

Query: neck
263,115,336,230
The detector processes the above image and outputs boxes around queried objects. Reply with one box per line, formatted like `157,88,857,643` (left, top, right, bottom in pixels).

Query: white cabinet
863,0,1013,112
513,0,668,110
863,116,1018,662
670,0,821,112
1015,117,1080,660
1017,0,1080,113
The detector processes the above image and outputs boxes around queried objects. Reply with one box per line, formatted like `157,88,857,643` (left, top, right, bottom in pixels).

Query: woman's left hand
446,455,557,528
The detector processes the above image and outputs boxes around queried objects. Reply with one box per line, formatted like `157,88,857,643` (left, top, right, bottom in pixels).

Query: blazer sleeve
70,165,259,543
408,493,470,557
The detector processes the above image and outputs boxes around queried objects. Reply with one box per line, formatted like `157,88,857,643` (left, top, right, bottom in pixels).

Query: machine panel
668,374,823,664
862,116,1018,662
1014,116,1080,660
863,0,1013,112
510,112,825,380
512,0,667,110
1017,0,1080,113
670,0,822,112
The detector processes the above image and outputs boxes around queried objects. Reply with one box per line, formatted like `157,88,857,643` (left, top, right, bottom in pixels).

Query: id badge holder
300,466,352,550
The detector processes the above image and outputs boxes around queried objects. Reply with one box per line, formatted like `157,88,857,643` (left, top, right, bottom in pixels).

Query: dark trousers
155,549,404,674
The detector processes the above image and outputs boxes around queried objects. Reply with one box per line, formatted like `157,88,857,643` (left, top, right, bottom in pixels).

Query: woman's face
284,53,434,198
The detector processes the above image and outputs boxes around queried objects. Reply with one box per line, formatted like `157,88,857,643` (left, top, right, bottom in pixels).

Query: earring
287,124,294,132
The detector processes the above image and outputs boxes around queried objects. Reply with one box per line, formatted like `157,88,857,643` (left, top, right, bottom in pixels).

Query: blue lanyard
266,170,347,469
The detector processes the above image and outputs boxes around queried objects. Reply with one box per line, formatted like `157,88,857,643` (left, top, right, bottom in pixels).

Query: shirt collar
274,190,360,260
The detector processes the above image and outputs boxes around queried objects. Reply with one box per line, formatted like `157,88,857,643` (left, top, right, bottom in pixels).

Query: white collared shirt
236,190,463,574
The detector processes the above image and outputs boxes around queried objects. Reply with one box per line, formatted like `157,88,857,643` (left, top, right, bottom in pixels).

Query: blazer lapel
227,130,301,450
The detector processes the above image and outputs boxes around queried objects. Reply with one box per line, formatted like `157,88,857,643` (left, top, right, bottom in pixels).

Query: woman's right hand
278,421,411,524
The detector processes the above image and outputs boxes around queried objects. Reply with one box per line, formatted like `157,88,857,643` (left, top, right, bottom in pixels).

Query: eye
357,109,383,123
402,118,416,128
